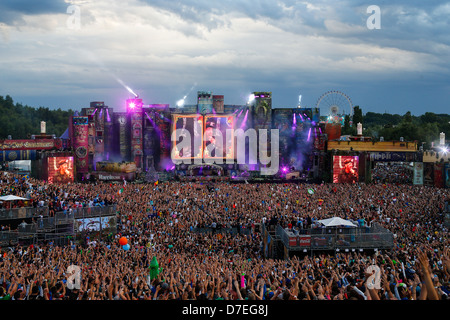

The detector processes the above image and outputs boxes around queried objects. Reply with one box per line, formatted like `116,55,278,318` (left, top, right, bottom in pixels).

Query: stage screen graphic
101,216,116,233
48,157,74,184
203,114,235,159
172,115,203,160
74,217,101,233
333,156,359,183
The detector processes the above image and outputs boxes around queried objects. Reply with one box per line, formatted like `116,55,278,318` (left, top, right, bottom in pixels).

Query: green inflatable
149,256,160,280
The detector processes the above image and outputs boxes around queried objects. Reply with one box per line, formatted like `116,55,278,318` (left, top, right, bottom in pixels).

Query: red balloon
119,237,128,246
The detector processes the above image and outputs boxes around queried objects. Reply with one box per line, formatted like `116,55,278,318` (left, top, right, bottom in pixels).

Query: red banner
299,235,311,247
434,163,444,188
289,236,298,247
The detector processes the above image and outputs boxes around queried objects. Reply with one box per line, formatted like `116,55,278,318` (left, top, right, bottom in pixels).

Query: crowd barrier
0,205,117,247
192,226,252,236
276,222,394,251
0,206,49,220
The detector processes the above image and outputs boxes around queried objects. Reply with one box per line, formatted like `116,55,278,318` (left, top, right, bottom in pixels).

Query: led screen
48,157,74,184
172,115,203,159
203,115,235,159
332,156,359,183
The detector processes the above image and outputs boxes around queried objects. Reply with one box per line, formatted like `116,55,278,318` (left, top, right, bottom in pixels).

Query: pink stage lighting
126,98,143,112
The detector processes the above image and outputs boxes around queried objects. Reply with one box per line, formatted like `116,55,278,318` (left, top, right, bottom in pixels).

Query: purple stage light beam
307,128,312,141
145,112,161,136
240,109,249,129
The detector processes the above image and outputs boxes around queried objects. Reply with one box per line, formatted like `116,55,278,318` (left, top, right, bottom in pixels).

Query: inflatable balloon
149,257,160,280
122,244,130,251
119,237,128,246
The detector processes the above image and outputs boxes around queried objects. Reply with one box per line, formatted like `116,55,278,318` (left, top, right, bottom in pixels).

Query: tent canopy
317,217,358,227
0,195,29,201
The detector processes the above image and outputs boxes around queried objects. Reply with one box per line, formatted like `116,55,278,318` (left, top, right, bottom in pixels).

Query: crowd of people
371,163,413,184
0,170,449,301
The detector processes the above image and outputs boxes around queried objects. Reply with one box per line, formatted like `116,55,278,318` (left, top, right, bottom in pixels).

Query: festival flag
118,188,124,195
308,189,314,195
154,180,159,186
149,257,160,280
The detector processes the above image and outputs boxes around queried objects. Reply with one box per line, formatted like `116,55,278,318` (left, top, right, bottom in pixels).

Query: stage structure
61,91,325,181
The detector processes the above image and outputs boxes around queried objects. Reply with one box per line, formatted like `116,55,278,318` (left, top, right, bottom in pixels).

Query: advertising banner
299,235,311,247
0,150,36,162
434,163,444,188
445,163,450,189
0,139,59,151
413,162,424,185
369,152,423,162
74,217,101,233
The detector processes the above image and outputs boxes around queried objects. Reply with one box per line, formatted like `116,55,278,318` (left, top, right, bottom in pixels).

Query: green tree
352,106,363,128
0,95,72,139
342,114,351,135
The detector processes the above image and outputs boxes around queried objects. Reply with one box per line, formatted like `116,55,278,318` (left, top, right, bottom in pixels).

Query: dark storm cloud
0,0,449,114
139,0,450,48
0,0,68,25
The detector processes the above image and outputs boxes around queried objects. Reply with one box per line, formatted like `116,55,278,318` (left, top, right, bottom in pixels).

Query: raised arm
417,250,439,300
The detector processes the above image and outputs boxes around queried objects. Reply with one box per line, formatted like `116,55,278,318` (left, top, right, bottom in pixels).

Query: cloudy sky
0,0,449,115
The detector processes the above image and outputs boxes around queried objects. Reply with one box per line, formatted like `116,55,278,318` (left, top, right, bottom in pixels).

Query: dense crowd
371,163,413,184
0,170,449,301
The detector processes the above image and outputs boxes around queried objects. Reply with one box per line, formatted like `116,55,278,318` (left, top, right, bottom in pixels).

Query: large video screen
48,156,74,184
332,156,359,183
203,115,235,159
172,115,203,159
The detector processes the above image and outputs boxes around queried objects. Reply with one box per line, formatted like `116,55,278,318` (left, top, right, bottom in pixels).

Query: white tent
318,217,358,227
0,195,29,201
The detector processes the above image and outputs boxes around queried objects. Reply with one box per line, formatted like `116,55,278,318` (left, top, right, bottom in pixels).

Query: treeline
0,95,448,149
341,106,450,149
0,95,73,139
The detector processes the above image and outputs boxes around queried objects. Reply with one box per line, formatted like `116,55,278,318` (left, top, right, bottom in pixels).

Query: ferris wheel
316,91,353,119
